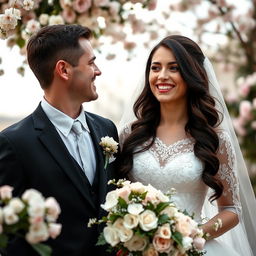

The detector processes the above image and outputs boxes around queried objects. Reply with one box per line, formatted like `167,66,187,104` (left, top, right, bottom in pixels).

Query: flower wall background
0,0,256,192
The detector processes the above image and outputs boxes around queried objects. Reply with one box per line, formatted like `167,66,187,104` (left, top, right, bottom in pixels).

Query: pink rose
0,185,13,200
143,245,159,256
193,237,206,250
152,235,173,253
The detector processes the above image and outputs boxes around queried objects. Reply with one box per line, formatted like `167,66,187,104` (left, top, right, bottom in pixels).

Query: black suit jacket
0,104,119,256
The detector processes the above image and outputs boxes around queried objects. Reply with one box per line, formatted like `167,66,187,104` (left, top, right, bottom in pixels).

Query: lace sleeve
118,123,132,150
216,131,242,215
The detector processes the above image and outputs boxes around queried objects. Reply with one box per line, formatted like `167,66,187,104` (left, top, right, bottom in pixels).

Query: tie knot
72,121,83,136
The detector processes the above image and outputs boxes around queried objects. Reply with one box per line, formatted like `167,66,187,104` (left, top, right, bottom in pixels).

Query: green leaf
158,214,170,225
172,231,183,246
31,243,52,256
96,232,107,246
118,197,128,209
0,233,8,248
155,202,170,215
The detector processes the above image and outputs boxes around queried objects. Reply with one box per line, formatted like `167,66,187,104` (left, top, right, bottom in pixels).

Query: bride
118,35,256,255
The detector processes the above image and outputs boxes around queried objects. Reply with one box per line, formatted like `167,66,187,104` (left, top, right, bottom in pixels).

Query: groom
0,25,119,255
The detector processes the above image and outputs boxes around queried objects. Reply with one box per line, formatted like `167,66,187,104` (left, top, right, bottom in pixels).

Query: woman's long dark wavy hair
119,35,223,202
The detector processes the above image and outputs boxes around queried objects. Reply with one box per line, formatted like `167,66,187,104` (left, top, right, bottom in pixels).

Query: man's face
69,38,101,103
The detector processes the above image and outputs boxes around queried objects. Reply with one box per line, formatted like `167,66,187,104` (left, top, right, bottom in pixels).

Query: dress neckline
155,137,193,149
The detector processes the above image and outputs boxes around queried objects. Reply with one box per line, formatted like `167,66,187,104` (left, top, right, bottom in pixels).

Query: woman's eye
151,66,160,71
170,66,180,72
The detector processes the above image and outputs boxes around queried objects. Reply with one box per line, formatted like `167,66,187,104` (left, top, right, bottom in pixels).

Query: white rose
0,185,13,200
113,218,133,242
103,225,120,247
123,213,139,229
28,199,45,219
48,223,62,239
22,189,44,203
26,222,49,244
101,190,118,211
8,198,25,213
182,236,193,250
3,206,19,225
139,210,158,231
45,197,61,222
124,234,147,251
128,203,144,215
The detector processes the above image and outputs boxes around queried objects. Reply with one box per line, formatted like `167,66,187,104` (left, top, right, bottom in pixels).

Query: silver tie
72,121,94,184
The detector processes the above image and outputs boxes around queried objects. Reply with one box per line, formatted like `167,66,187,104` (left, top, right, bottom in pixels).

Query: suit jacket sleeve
0,133,25,196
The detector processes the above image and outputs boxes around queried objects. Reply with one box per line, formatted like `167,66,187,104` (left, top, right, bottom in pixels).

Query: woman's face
149,46,188,105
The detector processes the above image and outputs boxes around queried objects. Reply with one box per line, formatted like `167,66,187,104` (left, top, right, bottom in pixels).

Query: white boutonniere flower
99,136,118,169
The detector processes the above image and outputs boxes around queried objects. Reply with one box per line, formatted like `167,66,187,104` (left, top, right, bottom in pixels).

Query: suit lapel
32,105,96,211
85,113,108,208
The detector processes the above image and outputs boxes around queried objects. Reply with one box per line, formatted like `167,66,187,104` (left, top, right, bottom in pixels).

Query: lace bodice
119,125,241,221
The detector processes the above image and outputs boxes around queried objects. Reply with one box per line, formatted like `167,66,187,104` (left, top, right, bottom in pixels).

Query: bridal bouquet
88,179,206,256
0,185,62,256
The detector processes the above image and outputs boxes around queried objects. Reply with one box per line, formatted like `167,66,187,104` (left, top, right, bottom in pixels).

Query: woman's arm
201,131,241,239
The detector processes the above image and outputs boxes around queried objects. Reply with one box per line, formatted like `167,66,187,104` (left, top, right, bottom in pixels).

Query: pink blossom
233,117,246,136
73,0,91,13
239,100,252,120
225,92,238,104
147,0,157,11
62,7,76,23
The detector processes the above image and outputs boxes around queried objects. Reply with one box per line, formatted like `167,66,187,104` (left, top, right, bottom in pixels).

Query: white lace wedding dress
119,125,249,256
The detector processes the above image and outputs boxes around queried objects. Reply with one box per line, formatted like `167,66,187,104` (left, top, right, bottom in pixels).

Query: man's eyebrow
89,56,96,62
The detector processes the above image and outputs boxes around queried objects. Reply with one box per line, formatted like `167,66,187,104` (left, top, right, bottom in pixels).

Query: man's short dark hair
27,24,92,89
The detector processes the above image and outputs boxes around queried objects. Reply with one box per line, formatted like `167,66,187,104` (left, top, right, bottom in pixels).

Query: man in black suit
0,24,119,255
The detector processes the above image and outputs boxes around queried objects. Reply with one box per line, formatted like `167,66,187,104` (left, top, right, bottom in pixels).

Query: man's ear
55,60,72,81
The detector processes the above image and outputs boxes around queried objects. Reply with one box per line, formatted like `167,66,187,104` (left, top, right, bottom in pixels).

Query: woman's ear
55,60,72,81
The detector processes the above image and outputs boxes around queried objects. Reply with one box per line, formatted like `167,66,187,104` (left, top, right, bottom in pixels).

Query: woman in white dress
118,35,256,255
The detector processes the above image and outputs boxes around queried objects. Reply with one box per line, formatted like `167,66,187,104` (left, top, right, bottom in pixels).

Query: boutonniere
99,136,118,169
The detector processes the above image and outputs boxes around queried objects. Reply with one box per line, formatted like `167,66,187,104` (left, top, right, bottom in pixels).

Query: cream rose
8,198,25,213
160,205,178,218
175,213,193,237
124,234,147,251
113,218,133,242
3,206,19,225
139,210,158,231
123,213,139,229
0,185,13,200
182,236,193,250
103,225,120,247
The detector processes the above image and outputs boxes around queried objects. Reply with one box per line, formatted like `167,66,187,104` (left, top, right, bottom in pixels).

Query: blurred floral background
0,0,255,193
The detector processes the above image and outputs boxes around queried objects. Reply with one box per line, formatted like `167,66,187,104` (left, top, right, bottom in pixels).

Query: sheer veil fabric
119,57,256,255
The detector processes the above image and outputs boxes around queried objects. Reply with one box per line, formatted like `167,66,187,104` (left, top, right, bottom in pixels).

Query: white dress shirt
41,98,96,184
